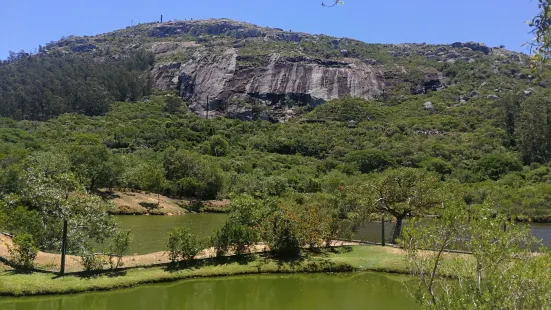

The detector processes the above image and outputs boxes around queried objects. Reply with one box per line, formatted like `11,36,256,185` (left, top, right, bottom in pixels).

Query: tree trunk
391,216,404,244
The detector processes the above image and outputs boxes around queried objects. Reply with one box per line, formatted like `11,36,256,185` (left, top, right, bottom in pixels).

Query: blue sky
0,0,540,59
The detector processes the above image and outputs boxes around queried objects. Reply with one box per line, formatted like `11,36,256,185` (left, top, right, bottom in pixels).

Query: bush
344,150,394,174
420,157,453,176
8,233,38,270
167,227,202,264
80,249,106,272
263,202,333,257
263,204,302,257
212,196,267,255
477,153,523,181
108,229,132,269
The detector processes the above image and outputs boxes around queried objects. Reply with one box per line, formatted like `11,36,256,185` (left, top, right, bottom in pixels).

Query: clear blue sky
0,0,539,59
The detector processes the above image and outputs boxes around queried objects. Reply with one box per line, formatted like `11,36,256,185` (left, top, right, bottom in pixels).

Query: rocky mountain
41,19,529,122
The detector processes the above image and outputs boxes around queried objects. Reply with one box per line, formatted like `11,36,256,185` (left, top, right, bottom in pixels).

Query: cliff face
153,51,387,120
46,19,528,121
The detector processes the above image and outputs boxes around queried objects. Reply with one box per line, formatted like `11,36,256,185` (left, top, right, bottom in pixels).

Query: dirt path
0,234,359,273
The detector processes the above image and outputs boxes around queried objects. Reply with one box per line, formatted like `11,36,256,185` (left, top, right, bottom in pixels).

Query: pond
0,272,418,310
115,214,228,254
115,214,551,255
354,221,551,249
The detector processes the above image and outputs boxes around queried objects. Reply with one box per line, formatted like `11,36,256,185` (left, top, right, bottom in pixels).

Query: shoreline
0,246,411,297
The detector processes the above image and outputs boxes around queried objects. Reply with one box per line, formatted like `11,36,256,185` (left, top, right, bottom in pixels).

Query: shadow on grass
56,269,129,280
138,202,160,210
94,190,121,201
163,253,259,273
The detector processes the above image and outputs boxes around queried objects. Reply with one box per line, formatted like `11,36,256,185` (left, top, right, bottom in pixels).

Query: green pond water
0,272,418,310
115,214,551,254
115,214,228,254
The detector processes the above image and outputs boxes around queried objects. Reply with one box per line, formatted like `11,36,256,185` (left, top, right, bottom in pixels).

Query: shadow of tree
139,202,159,210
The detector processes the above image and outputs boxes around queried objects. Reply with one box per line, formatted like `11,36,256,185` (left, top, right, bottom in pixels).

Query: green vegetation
0,50,154,120
0,246,406,297
167,227,202,263
401,203,551,309
8,234,38,271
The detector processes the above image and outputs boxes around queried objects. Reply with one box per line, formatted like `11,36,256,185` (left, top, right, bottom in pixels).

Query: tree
476,152,523,180
212,196,268,255
344,149,394,174
167,227,202,265
518,94,551,163
68,135,121,190
8,233,38,271
360,168,444,243
530,0,551,60
21,153,117,254
401,203,551,309
209,135,230,157
108,229,132,269
163,148,225,199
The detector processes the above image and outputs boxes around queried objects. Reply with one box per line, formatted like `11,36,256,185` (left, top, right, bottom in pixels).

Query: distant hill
0,18,533,122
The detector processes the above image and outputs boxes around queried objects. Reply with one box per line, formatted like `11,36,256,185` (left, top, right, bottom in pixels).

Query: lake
116,214,551,254
116,214,228,254
0,272,418,310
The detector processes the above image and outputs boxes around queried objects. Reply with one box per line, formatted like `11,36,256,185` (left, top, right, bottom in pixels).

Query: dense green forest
1,27,551,260
1,79,551,220
0,50,153,120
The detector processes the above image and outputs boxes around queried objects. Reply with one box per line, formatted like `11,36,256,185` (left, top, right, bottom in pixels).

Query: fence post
60,219,68,276
381,213,386,247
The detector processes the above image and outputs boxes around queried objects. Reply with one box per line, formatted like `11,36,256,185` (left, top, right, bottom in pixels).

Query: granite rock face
46,19,528,121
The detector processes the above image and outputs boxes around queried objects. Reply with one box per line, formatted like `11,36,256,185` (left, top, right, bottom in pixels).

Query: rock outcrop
44,19,529,122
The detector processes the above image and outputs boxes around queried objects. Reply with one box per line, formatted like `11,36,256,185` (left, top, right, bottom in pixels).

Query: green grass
0,246,409,297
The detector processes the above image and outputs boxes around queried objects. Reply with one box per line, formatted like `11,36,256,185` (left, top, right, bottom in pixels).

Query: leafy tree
21,154,117,253
167,227,202,264
108,229,132,269
163,148,225,199
8,233,38,271
401,203,550,309
163,94,185,113
360,168,444,243
212,196,268,255
518,95,551,163
68,135,121,190
209,135,230,157
476,152,523,181
344,149,394,174
420,157,453,177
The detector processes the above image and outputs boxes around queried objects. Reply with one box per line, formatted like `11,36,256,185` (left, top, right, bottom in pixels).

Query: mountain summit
20,19,531,121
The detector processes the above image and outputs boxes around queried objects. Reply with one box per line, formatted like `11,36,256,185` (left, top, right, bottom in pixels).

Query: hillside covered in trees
1,19,551,257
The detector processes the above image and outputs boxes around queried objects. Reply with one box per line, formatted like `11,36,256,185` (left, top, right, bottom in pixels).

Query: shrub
477,152,523,181
344,150,394,174
108,229,132,269
8,233,38,270
167,227,202,264
420,157,453,176
212,196,267,255
263,202,333,257
80,249,106,272
263,204,302,257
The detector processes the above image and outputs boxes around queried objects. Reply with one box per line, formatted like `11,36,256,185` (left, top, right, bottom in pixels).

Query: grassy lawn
0,246,412,297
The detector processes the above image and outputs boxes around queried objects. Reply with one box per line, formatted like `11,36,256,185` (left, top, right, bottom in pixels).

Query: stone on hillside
469,91,480,98
487,94,499,100
424,102,435,111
